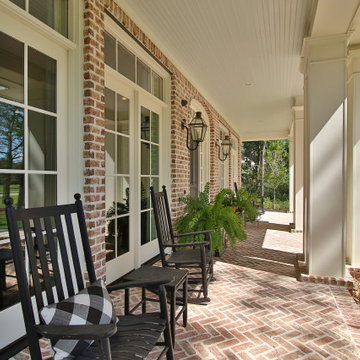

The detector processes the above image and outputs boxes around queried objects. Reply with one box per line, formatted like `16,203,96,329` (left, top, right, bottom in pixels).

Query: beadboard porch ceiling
116,0,360,140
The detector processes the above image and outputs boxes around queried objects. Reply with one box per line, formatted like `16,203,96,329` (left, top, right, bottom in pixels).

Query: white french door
105,73,164,282
0,14,68,349
138,94,162,264
104,73,135,283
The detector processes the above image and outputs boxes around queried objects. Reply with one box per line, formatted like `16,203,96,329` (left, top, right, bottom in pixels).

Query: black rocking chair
150,186,214,302
5,194,173,359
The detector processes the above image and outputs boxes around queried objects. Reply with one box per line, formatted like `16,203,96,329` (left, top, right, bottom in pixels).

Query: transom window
104,31,164,101
9,0,68,37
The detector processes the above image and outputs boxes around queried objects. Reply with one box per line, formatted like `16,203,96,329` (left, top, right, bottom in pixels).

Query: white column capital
302,33,349,57
348,47,360,77
301,34,348,76
292,105,304,120
348,47,360,58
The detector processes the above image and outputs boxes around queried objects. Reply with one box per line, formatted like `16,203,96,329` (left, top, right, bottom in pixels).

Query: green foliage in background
264,140,289,209
242,140,289,210
264,197,289,211
174,183,246,253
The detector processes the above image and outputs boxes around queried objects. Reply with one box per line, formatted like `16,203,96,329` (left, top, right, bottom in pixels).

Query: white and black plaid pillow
40,279,117,359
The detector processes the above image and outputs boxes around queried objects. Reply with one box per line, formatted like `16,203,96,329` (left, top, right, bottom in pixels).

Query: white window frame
0,9,70,349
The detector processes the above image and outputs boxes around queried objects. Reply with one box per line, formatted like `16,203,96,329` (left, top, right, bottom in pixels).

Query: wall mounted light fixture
181,99,208,151
216,135,231,161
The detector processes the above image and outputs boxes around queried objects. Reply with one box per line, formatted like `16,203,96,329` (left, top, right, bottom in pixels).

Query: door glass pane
28,47,56,112
116,176,130,214
105,88,115,131
105,175,115,261
0,102,24,170
141,106,150,141
105,176,115,217
0,32,24,103
105,132,115,174
152,71,163,100
29,0,68,37
117,94,129,135
137,60,150,92
0,240,21,311
151,145,159,175
190,148,199,197
117,135,129,174
105,218,115,261
117,215,129,256
151,112,159,143
0,173,24,311
28,174,57,208
151,177,159,193
151,212,157,241
141,177,150,210
141,211,150,245
28,111,56,171
0,174,24,231
117,43,135,82
104,32,116,70
141,142,150,175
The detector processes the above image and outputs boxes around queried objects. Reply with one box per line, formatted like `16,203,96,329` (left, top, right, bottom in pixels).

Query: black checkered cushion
40,279,117,359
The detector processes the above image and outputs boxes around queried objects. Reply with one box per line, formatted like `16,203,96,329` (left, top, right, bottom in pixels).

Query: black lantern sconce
216,135,231,161
181,99,208,151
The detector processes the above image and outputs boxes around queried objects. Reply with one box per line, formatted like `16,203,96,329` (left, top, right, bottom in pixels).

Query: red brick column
83,0,106,280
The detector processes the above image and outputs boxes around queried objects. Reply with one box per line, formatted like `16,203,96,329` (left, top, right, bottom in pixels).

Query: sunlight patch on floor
259,210,294,225
262,229,303,254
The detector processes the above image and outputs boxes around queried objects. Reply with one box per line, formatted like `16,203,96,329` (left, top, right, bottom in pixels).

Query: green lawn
0,184,20,195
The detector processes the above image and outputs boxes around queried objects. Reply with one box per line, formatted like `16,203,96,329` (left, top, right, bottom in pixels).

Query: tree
241,141,264,196
263,140,289,209
0,103,24,208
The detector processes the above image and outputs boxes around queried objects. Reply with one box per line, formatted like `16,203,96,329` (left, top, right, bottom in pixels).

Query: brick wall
83,0,106,280
81,0,243,279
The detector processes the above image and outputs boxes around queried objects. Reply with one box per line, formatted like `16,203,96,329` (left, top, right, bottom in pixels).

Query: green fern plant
174,183,246,253
223,188,259,222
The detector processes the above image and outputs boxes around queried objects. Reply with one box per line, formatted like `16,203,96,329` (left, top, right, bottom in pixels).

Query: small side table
124,266,188,346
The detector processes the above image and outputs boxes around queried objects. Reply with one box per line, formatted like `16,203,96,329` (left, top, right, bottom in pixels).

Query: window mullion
24,43,28,208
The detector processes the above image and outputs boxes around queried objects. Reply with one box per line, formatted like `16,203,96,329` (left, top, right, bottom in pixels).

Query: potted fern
223,188,259,222
174,183,246,256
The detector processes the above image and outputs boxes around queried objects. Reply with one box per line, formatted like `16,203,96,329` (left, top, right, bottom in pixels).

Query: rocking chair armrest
33,323,117,340
106,278,172,292
174,230,215,238
164,241,209,248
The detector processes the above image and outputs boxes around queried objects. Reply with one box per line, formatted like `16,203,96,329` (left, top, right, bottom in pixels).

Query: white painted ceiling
116,0,360,140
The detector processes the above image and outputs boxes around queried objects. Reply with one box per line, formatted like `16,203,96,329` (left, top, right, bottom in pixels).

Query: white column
302,35,347,277
238,138,242,187
347,49,360,266
289,131,294,213
293,107,304,232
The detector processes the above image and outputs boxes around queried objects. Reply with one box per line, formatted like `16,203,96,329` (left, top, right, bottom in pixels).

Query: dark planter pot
214,247,226,257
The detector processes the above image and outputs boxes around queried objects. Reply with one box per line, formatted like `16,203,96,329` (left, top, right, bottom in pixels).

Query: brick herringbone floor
13,213,360,359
